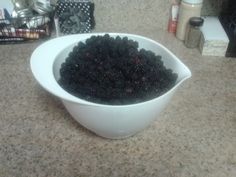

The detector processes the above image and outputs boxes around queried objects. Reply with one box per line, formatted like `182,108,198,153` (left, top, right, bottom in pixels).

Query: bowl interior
53,34,190,86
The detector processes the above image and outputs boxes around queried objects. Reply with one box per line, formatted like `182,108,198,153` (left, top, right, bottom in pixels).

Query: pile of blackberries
58,34,178,105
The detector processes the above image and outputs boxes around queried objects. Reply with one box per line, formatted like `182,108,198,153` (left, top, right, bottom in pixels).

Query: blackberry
58,34,178,105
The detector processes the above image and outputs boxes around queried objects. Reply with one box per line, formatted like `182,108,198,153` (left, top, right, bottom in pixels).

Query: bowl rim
30,32,191,107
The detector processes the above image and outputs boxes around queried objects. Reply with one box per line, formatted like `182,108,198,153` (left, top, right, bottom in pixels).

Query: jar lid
189,17,204,27
182,0,203,4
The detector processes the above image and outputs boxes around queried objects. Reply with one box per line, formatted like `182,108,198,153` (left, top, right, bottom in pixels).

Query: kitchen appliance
219,0,236,57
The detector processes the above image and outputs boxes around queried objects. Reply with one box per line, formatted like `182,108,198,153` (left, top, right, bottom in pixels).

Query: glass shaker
184,17,204,48
11,0,33,17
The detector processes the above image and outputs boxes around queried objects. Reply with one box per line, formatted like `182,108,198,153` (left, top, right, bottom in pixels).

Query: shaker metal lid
189,17,204,27
182,0,203,4
33,0,53,14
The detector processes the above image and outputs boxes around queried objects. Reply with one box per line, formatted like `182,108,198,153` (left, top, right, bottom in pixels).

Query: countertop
0,29,236,177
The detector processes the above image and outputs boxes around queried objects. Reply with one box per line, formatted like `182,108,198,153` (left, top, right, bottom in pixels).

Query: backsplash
92,0,228,31
201,0,228,16
53,0,228,31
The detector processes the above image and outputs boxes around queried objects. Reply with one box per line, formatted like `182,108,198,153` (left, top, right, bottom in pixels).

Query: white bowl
30,33,191,139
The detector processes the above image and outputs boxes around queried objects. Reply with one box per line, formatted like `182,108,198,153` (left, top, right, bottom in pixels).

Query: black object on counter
56,0,95,34
219,0,236,57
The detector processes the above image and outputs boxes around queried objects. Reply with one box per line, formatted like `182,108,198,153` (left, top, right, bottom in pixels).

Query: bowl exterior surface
62,89,175,139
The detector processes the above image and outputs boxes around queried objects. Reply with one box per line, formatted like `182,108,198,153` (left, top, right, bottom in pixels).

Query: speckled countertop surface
0,29,236,177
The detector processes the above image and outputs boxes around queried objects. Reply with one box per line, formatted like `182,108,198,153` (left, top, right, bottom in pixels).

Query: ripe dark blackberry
58,34,178,105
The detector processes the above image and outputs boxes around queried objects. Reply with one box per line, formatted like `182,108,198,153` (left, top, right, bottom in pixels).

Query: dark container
219,0,236,57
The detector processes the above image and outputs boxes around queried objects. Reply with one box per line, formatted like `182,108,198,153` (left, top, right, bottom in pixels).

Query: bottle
176,0,203,40
168,0,179,34
184,17,204,48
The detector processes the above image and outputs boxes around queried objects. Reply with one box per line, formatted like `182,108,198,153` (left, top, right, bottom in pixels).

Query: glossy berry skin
59,34,178,105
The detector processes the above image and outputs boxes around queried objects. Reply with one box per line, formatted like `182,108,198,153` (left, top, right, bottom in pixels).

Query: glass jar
176,0,203,40
11,0,33,17
184,17,204,48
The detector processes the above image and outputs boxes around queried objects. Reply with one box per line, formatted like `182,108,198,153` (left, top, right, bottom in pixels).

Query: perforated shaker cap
182,0,203,4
